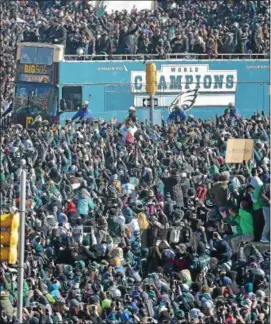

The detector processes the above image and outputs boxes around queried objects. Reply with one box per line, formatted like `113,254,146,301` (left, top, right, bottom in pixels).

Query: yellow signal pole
145,63,157,125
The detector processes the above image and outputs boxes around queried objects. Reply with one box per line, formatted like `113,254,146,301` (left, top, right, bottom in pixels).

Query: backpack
125,131,134,145
196,184,207,202
169,227,181,244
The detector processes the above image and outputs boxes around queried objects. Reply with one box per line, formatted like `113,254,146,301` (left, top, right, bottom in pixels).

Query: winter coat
77,189,95,216
66,201,77,214
0,291,14,319
47,25,67,45
239,208,254,235
162,175,184,207
96,36,112,54
107,208,125,239
213,239,232,264
154,220,169,241
209,181,228,207
72,108,92,121
117,26,139,53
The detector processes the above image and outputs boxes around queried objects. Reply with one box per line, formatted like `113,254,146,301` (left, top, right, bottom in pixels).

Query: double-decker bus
13,42,74,126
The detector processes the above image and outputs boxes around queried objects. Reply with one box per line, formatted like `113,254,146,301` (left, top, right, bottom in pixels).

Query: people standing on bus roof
38,19,50,43
48,17,67,46
22,25,39,43
71,100,92,122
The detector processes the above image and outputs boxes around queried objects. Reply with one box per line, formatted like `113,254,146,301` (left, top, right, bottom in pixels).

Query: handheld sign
225,139,254,163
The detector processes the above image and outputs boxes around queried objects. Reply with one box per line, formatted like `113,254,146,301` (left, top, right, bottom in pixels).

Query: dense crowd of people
1,0,270,113
0,107,270,323
0,1,270,323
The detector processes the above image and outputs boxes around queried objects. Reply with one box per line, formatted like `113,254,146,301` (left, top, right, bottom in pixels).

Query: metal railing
64,52,270,61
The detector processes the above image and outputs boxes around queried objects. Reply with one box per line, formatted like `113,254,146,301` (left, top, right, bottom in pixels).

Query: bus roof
17,43,65,62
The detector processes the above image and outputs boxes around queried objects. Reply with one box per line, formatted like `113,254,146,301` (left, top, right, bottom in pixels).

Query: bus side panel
59,60,270,123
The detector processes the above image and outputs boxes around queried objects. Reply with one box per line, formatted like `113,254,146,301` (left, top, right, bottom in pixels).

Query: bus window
62,86,82,111
20,47,54,65
14,83,54,116
21,47,35,63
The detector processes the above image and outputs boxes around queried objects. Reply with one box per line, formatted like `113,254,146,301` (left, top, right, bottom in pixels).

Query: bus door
59,85,82,123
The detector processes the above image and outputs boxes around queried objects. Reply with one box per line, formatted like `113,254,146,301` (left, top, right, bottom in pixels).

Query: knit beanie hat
82,235,90,246
250,176,263,188
208,164,219,176
75,260,85,270
111,257,121,267
45,293,55,304
222,276,232,286
101,298,112,309
244,282,253,293
35,244,44,253
197,242,206,254
221,170,230,180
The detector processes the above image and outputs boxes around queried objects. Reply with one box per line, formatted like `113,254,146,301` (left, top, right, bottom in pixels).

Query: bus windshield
20,46,54,65
14,83,57,117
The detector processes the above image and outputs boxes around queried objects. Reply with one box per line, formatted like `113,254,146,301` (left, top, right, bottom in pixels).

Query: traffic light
0,213,20,264
145,63,157,95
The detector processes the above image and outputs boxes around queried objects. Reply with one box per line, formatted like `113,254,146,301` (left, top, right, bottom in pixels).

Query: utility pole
150,93,154,126
17,169,26,323
145,63,157,126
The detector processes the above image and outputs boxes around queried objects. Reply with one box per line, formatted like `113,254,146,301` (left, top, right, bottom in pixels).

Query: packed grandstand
1,0,270,111
0,1,270,324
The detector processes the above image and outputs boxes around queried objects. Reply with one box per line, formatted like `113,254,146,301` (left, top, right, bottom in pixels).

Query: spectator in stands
22,24,39,43
117,23,139,55
96,32,113,56
137,32,150,54
1,0,270,111
38,19,50,43
47,17,67,46
171,32,189,54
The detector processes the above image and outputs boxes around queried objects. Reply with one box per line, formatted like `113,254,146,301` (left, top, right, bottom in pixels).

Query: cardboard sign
225,139,254,163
